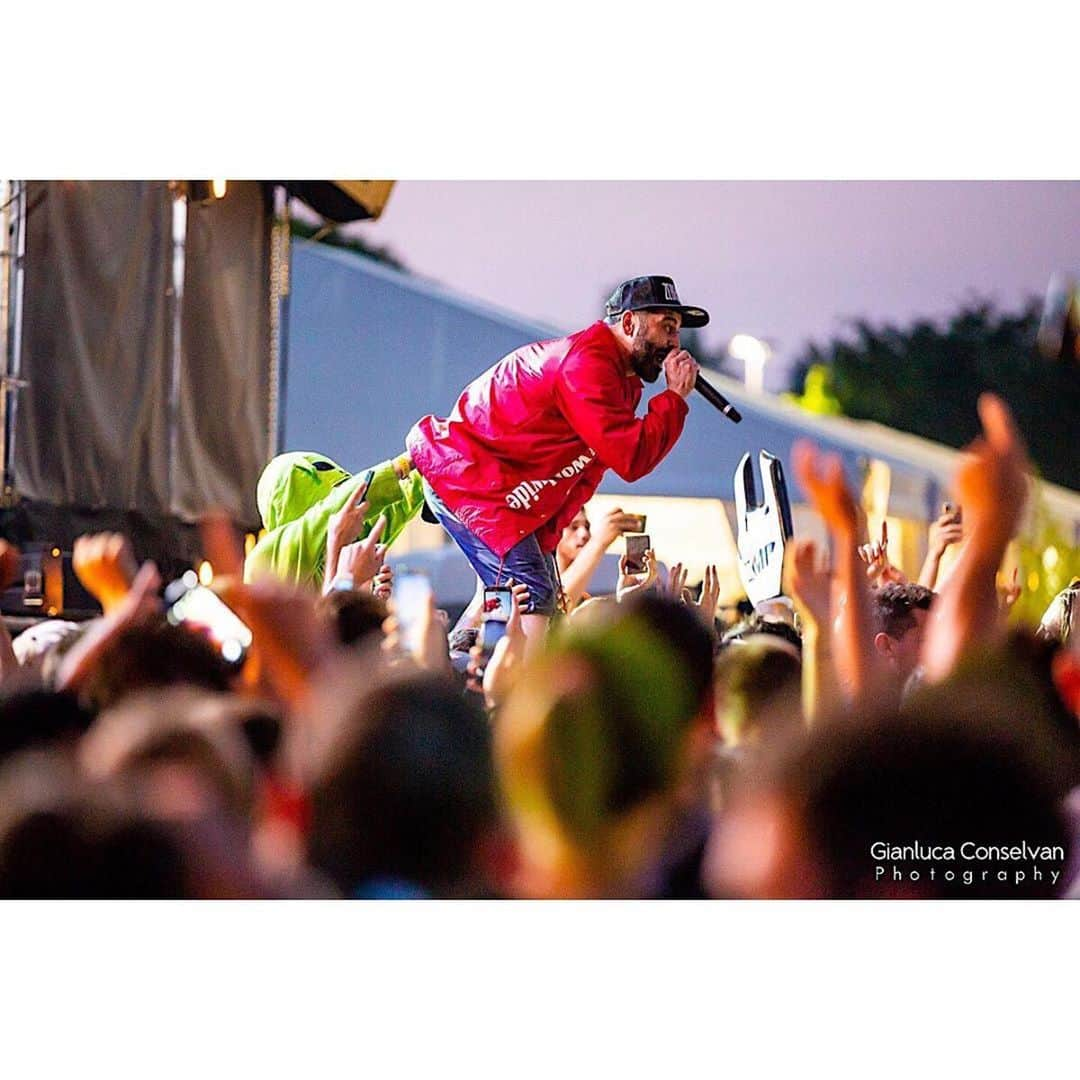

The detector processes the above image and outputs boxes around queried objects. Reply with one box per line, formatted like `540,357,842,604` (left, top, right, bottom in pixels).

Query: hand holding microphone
663,349,699,398
664,348,743,424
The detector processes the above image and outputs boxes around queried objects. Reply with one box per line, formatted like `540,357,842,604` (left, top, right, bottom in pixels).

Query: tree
786,299,1080,491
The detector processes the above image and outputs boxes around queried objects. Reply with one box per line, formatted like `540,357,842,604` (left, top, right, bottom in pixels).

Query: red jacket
407,321,688,556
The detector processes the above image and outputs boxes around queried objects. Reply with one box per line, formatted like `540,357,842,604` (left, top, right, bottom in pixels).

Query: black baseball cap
604,276,709,329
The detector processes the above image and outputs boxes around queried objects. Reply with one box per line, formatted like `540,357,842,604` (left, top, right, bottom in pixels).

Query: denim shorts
422,479,559,616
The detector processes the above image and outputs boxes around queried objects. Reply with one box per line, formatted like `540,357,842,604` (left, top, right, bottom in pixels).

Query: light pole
727,333,772,394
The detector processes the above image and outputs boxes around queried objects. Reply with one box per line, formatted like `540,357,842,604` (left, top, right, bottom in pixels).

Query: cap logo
662,282,678,301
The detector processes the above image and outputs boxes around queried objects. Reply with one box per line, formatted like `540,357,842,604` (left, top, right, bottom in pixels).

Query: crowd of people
0,389,1075,898
0,274,1076,899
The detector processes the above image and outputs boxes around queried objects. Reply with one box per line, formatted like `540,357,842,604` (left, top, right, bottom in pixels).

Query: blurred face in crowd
557,511,591,566
875,607,929,682
628,309,681,383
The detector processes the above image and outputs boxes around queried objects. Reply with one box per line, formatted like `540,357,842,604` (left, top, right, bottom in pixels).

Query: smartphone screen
624,533,650,575
481,586,513,657
482,586,513,622
165,580,252,665
394,571,432,653
623,513,647,534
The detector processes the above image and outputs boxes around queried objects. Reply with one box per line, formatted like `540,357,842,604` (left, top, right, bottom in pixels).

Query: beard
629,336,670,383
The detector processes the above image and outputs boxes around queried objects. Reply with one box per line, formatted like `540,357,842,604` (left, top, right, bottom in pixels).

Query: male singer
406,275,704,642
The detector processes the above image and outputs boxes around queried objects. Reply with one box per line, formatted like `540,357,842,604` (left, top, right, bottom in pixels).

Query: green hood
256,452,351,532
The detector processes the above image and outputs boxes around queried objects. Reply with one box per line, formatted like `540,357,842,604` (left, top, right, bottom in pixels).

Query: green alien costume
244,451,426,588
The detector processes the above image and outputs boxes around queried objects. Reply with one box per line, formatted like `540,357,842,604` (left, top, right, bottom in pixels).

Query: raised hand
371,562,393,601
696,564,721,625
216,574,335,708
0,540,19,591
327,479,371,551
784,538,832,631
955,393,1031,549
792,440,879,702
782,537,842,723
792,441,859,540
919,505,965,590
324,477,375,593
332,514,388,592
666,562,688,602
997,566,1021,614
73,532,139,612
857,521,907,586
928,506,964,559
595,507,643,550
921,394,1033,684
482,587,527,709
57,560,163,694
616,549,658,602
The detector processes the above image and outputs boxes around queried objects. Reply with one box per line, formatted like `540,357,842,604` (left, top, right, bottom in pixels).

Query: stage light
198,560,214,586
212,179,228,199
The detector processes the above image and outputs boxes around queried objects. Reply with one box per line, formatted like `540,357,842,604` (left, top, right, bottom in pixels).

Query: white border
8,4,1080,177
1,901,1074,1077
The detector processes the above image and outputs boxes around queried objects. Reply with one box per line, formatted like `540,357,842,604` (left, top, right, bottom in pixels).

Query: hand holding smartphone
393,571,433,654
624,533,651,575
165,576,252,667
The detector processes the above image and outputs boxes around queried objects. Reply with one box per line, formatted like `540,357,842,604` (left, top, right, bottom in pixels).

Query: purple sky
349,181,1080,390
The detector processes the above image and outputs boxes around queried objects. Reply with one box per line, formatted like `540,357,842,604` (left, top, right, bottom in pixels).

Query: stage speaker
0,544,101,619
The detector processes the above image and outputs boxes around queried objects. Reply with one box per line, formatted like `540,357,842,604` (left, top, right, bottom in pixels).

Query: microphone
694,373,742,423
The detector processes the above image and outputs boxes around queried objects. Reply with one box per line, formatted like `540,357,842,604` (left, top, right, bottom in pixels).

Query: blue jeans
422,479,559,616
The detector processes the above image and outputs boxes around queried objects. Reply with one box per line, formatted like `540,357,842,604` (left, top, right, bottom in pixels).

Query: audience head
708,703,1070,899
0,687,94,764
872,583,935,682
721,615,802,660
307,670,499,898
318,589,388,650
496,614,699,897
257,452,351,531
0,750,191,898
713,639,802,750
557,509,591,567
80,687,258,826
76,620,233,712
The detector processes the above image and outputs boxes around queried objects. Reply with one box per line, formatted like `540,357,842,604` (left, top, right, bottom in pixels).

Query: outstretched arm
917,507,965,590
554,347,693,482
793,441,882,706
920,395,1030,684
784,538,839,725
559,507,640,610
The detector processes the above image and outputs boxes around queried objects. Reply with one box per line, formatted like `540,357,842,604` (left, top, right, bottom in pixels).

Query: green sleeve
244,461,427,588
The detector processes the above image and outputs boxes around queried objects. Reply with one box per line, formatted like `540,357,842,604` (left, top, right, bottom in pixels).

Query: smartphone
165,577,252,666
623,513,647,534
393,571,432,653
480,586,513,657
943,502,963,524
624,533,650,575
